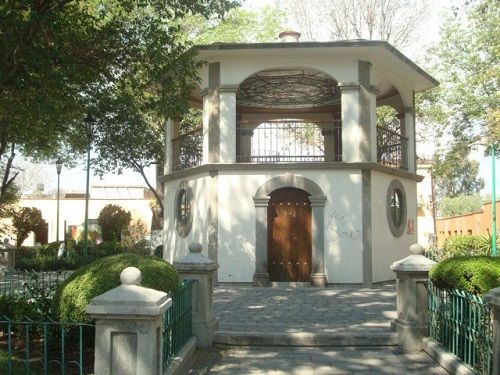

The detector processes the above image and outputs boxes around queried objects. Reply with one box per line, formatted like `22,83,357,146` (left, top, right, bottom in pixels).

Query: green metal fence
428,281,493,374
0,316,95,375
162,278,194,369
1,270,73,296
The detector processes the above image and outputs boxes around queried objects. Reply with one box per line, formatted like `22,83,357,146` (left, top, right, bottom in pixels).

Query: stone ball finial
189,242,203,253
409,243,424,255
120,267,142,285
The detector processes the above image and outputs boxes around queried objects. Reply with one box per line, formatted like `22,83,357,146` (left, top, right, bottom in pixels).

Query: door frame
252,173,327,286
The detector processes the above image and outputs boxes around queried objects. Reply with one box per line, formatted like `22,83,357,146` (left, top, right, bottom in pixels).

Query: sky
34,0,497,198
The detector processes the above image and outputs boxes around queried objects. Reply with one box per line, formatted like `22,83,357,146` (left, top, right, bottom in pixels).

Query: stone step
214,330,398,347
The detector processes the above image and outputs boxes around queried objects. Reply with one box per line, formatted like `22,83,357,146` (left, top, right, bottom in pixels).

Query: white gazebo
161,32,438,287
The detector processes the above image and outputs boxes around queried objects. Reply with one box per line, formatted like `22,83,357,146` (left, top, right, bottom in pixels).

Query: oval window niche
175,181,193,237
386,179,407,237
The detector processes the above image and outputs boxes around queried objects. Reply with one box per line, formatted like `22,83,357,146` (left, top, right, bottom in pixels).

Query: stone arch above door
252,173,327,287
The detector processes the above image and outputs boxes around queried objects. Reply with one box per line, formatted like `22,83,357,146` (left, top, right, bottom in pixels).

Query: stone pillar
239,128,254,162
174,243,218,348
86,267,171,375
310,196,327,286
202,62,220,165
484,287,500,375
322,129,337,162
404,106,415,173
339,82,361,163
253,196,270,286
164,118,173,174
219,86,237,163
390,244,436,352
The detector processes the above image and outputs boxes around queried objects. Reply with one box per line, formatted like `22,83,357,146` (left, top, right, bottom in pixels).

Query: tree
422,0,499,154
97,205,132,242
280,0,429,47
12,207,45,247
438,194,483,218
431,145,485,200
0,0,238,204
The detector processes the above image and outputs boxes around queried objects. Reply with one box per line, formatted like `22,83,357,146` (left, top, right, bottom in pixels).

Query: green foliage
442,235,490,259
12,207,45,247
97,204,131,242
421,0,499,156
181,6,285,44
93,241,123,258
15,254,93,272
438,194,483,217
376,106,399,132
154,245,164,258
431,144,484,200
37,242,62,257
52,253,179,322
121,219,149,252
0,0,239,207
429,256,500,295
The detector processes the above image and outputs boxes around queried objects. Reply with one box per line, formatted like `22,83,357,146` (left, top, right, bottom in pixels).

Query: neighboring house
416,162,436,248
436,200,499,248
162,32,438,286
18,185,154,246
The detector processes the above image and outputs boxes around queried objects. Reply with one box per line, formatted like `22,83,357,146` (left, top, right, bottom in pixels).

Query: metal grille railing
162,278,194,369
171,127,203,172
237,120,342,163
1,270,73,296
0,316,95,375
428,281,493,374
377,126,408,169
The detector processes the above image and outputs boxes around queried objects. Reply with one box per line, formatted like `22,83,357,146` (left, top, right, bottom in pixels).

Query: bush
37,241,62,257
15,254,95,271
429,256,500,295
93,241,123,258
97,204,131,241
442,235,490,258
154,245,163,258
52,253,179,322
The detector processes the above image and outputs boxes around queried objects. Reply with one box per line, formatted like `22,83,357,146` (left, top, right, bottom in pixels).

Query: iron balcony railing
377,126,408,170
428,281,493,374
171,127,203,172
162,278,194,369
236,120,342,163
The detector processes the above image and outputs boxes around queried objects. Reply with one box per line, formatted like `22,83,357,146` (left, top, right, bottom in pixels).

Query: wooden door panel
268,188,312,282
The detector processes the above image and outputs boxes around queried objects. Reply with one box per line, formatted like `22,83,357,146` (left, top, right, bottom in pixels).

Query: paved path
190,283,449,374
214,283,397,333
189,346,448,374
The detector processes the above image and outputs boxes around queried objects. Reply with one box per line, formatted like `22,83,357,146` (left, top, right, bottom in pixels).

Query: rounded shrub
52,253,179,322
429,256,500,295
93,241,123,258
442,235,490,258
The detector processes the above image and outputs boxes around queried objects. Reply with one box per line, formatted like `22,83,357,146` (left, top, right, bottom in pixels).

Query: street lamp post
83,114,94,258
56,158,63,242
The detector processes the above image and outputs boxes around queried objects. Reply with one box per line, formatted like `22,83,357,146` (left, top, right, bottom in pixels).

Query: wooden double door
267,188,312,282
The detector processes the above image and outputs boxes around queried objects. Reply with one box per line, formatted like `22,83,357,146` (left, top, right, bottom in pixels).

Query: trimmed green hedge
52,253,179,322
429,256,500,295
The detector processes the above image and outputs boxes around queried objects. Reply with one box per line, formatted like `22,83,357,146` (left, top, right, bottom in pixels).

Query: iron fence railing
237,120,342,163
171,127,203,172
162,278,194,369
428,281,493,374
0,316,95,375
1,270,73,296
377,126,408,170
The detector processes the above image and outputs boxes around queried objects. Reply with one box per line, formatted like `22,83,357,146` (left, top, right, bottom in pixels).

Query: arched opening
236,67,342,164
267,187,312,282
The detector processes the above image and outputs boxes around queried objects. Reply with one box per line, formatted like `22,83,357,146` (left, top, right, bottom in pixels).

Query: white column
202,92,210,165
339,83,361,163
369,90,378,162
219,87,237,163
164,118,173,174
404,107,416,173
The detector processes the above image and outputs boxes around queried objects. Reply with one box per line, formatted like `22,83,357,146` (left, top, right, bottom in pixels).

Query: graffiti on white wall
327,210,361,241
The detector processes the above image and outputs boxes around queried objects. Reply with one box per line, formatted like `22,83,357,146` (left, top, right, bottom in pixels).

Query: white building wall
371,171,417,282
165,169,364,284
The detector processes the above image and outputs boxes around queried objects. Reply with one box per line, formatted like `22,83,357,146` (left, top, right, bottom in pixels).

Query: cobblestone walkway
214,283,397,333
189,346,448,374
